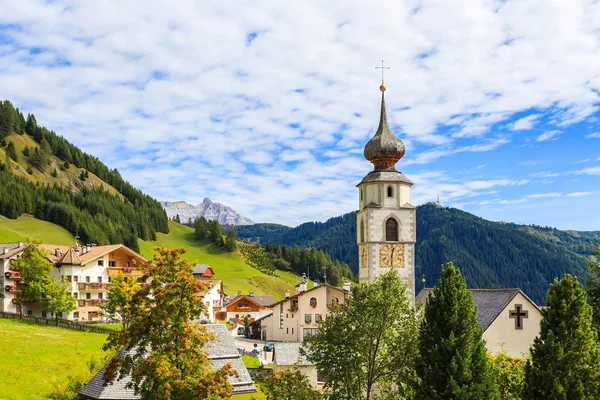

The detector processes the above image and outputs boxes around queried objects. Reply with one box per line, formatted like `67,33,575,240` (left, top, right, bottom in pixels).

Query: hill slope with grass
139,221,301,299
0,215,301,299
0,99,169,252
0,214,75,245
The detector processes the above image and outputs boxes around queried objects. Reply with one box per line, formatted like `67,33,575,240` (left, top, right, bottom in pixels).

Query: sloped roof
79,324,255,399
416,288,536,331
0,242,28,260
273,342,313,366
225,294,276,308
193,264,214,275
269,284,345,308
40,244,145,266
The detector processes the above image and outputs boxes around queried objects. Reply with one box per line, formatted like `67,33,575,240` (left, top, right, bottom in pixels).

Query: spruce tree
225,230,238,252
523,275,600,399
416,262,499,400
584,239,600,330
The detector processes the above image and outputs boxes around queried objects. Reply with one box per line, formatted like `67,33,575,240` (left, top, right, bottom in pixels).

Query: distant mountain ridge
161,198,254,226
233,203,599,305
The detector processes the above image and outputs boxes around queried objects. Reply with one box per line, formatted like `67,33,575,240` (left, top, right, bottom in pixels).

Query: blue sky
0,0,599,229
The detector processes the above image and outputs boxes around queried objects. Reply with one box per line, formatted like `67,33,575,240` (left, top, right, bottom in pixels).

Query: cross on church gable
509,304,528,330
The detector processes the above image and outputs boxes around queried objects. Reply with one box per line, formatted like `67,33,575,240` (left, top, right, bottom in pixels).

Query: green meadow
0,215,74,245
139,221,300,299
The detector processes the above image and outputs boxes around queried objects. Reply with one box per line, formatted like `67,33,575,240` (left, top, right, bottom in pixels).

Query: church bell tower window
385,218,398,241
387,186,393,197
360,220,365,243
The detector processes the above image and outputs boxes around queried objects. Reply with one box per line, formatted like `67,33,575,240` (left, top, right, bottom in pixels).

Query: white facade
257,284,347,342
0,243,27,314
200,280,223,322
483,292,543,358
356,179,416,301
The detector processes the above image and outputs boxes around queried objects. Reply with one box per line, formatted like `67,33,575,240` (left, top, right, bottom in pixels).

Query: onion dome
364,86,405,172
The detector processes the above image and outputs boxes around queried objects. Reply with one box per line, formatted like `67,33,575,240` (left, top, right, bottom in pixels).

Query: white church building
356,83,541,358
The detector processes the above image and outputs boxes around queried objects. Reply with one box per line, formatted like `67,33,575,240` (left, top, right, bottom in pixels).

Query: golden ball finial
380,84,386,92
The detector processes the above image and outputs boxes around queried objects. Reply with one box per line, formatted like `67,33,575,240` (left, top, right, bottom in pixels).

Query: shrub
490,351,526,400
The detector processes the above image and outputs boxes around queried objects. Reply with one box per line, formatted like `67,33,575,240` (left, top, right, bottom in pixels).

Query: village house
273,342,318,388
0,242,146,321
198,279,224,322
219,292,276,323
192,264,215,279
416,288,542,358
253,281,350,342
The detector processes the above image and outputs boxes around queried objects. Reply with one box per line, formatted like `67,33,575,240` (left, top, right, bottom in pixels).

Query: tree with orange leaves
102,247,237,399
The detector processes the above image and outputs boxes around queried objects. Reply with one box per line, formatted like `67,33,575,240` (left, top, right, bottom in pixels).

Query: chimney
285,289,290,299
249,291,254,297
54,248,60,257
343,281,351,293
18,241,23,248
74,247,80,256
3,247,8,255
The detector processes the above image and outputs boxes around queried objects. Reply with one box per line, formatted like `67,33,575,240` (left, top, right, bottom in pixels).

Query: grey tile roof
0,242,28,260
192,264,212,275
79,325,255,399
357,171,413,186
273,342,313,366
416,288,526,331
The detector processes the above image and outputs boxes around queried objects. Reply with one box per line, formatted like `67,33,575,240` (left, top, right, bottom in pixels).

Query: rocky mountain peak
161,199,254,226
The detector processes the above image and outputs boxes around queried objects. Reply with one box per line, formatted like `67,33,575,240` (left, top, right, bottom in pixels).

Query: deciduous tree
103,247,236,399
259,369,322,400
10,244,75,317
303,270,418,399
523,275,600,399
416,262,499,400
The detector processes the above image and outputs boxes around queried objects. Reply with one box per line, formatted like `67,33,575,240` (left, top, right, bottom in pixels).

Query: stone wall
247,368,273,381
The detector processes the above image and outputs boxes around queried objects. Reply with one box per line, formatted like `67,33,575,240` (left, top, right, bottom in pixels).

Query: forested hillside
234,203,599,304
0,100,168,251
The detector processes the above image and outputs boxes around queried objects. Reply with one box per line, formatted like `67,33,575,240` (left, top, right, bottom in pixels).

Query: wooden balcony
4,271,21,280
78,282,109,291
77,299,106,307
4,285,20,293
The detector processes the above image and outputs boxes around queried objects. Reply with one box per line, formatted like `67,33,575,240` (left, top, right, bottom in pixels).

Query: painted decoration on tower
359,245,368,269
379,243,404,269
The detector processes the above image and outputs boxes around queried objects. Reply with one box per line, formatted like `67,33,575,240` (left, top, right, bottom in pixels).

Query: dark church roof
79,325,255,399
416,288,539,331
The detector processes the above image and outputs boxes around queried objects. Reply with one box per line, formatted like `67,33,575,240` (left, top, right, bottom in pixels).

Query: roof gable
269,284,345,308
416,288,536,331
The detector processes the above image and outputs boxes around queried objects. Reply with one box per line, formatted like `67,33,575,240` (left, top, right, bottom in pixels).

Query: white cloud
0,0,599,225
586,132,600,138
511,114,540,130
536,130,562,142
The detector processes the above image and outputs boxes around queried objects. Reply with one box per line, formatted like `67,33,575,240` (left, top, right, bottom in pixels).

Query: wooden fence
0,311,114,334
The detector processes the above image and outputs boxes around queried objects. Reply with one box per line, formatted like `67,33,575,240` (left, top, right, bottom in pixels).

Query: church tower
357,82,416,301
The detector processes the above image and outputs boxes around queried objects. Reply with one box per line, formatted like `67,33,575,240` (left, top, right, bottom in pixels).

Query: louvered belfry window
386,218,398,241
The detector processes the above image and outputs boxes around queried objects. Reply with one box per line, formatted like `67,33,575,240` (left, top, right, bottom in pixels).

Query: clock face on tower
379,243,405,269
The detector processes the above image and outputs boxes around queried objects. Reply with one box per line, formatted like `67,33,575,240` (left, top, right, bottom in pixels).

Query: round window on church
310,297,317,308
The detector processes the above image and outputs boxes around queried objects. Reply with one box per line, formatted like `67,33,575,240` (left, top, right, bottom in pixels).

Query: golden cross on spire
375,60,390,85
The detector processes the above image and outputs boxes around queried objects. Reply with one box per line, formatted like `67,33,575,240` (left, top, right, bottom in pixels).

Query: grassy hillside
0,133,121,196
139,221,300,299
0,214,74,245
0,319,110,400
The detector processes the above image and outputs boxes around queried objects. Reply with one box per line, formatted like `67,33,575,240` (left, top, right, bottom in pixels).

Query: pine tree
585,238,600,330
225,230,238,252
523,275,600,399
416,262,499,400
5,141,18,162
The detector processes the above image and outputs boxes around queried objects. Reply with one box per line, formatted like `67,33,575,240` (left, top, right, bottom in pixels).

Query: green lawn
0,215,75,245
0,319,110,400
139,221,300,299
233,382,266,400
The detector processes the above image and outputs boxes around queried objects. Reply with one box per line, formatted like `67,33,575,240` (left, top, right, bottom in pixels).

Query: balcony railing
77,299,106,307
4,271,21,279
78,282,110,291
4,285,20,292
